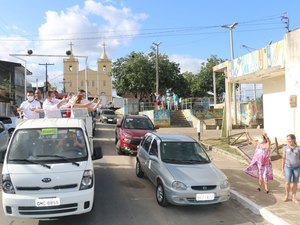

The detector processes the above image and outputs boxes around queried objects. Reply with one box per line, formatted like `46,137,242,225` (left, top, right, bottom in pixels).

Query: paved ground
157,127,299,225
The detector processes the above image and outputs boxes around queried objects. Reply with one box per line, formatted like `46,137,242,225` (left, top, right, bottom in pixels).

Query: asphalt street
0,122,268,225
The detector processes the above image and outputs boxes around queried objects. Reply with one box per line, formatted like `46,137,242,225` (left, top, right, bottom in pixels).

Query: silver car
136,133,230,206
0,121,10,161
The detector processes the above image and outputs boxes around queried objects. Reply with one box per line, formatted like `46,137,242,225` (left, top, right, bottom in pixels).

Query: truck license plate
196,193,215,201
36,197,60,207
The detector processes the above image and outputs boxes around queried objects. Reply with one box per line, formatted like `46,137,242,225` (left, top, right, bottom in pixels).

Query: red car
115,115,158,155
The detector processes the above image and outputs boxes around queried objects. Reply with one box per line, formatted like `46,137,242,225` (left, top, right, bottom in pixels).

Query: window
92,81,95,87
141,135,152,152
149,139,158,156
7,128,88,163
103,80,106,87
81,81,84,87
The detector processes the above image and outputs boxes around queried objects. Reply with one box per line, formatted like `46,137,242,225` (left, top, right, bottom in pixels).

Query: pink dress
244,143,273,181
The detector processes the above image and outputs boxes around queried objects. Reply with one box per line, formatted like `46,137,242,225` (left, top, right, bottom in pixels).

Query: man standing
34,89,44,118
43,91,69,118
17,90,41,119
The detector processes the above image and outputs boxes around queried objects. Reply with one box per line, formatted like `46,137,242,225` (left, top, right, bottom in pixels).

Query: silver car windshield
161,142,210,164
7,128,88,164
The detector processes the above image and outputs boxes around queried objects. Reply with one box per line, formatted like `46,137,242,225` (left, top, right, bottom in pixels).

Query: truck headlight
220,179,229,189
172,181,187,190
2,174,15,194
79,170,93,190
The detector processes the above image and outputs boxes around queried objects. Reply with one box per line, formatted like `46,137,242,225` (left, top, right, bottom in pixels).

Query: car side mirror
149,155,158,162
154,125,159,129
92,146,103,160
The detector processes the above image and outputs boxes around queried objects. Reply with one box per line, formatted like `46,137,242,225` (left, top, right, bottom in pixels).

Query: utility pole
39,63,54,94
60,78,71,93
152,42,161,94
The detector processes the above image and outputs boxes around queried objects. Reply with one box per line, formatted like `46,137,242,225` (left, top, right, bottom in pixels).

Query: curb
230,190,290,225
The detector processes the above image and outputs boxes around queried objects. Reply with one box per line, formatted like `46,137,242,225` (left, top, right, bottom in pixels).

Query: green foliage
191,55,225,97
112,52,225,99
112,51,188,99
2,79,15,98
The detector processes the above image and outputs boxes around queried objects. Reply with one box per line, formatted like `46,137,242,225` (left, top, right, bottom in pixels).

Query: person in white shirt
17,90,41,119
43,91,69,118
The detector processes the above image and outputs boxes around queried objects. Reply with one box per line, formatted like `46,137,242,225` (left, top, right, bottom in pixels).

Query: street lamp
9,50,33,98
221,22,238,137
152,42,161,94
221,22,238,60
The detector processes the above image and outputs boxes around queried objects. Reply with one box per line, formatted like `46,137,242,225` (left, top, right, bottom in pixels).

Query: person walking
17,90,41,119
244,132,273,193
282,134,300,203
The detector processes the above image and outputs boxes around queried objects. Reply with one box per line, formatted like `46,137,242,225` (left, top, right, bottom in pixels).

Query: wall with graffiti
230,41,284,78
238,100,263,126
154,110,170,127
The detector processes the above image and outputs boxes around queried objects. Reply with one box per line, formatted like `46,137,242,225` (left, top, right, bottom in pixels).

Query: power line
0,13,287,43
39,63,54,93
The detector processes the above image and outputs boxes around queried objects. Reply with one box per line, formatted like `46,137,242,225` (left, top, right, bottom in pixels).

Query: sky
0,0,299,92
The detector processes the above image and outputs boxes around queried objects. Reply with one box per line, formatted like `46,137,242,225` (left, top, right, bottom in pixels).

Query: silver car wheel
156,183,168,207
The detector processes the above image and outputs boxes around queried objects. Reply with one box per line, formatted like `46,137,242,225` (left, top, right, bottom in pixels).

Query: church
63,45,112,105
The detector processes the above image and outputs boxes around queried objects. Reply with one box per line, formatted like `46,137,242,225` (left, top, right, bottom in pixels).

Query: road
0,122,268,225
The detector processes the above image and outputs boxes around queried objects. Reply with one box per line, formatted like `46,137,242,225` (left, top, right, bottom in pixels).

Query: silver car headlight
220,179,229,189
172,181,187,190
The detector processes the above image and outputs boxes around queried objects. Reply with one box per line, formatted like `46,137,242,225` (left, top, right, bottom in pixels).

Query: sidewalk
158,127,299,225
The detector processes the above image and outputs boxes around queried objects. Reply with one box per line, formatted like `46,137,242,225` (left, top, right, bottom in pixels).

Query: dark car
115,115,158,155
100,109,117,124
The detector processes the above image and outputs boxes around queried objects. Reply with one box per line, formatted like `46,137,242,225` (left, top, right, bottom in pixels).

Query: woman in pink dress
244,132,273,193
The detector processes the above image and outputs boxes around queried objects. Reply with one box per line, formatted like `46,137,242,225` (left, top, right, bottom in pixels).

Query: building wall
63,53,112,104
263,75,287,142
284,28,300,139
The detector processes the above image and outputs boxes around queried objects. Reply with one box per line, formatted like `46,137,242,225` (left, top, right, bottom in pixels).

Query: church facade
63,46,112,105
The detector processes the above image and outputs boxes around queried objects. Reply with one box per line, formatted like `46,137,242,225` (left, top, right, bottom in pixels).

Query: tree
112,51,187,99
191,55,225,97
2,79,15,98
112,52,154,99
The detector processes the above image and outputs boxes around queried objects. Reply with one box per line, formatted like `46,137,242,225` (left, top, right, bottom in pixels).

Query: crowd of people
154,90,181,110
17,89,101,119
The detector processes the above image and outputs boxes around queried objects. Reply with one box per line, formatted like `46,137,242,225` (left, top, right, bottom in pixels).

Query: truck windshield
7,128,88,164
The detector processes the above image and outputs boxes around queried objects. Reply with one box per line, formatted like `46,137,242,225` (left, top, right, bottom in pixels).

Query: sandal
257,187,261,191
265,190,269,194
293,198,300,204
283,196,289,202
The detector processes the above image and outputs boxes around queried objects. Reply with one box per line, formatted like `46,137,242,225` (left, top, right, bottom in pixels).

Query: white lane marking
93,137,115,141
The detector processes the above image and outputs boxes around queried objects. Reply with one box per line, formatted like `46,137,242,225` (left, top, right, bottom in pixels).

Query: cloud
169,54,205,74
36,0,148,57
0,0,148,91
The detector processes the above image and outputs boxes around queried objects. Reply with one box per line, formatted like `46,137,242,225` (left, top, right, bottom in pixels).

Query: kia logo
42,178,52,183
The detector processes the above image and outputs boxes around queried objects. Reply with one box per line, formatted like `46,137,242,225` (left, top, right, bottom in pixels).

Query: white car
0,116,16,135
136,133,230,206
0,121,10,161
2,118,103,218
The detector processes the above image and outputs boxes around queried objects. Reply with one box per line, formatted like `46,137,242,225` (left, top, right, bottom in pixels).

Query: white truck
1,118,102,218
